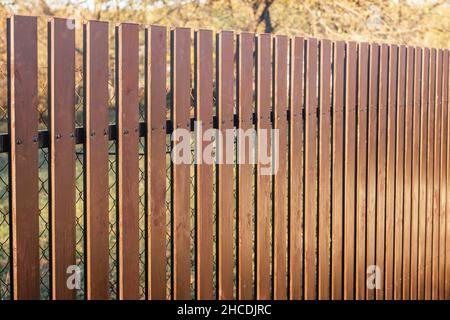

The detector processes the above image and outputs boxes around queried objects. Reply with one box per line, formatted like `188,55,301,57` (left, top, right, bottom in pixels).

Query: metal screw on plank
91,131,96,137
56,133,62,140
16,138,23,145
32,135,38,143
124,128,129,135
104,128,108,136
70,132,75,138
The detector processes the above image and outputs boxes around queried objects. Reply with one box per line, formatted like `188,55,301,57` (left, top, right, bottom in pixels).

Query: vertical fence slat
343,41,356,300
237,32,254,300
385,44,399,300
256,33,271,300
432,49,442,300
402,46,414,300
289,36,304,300
116,23,140,300
304,37,318,300
171,27,191,300
8,15,40,300
273,35,288,300
217,30,235,300
146,25,167,300
444,49,450,300
317,39,331,300
394,45,406,300
195,29,214,300
356,42,369,300
49,17,76,300
331,41,345,300
366,43,379,300
410,47,422,300
84,20,110,300
425,48,436,300
375,44,389,300
438,49,447,301
418,48,430,300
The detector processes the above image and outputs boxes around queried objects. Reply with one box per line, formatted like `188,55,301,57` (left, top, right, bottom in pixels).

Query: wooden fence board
375,44,389,300
289,36,304,300
304,37,318,300
171,27,191,300
445,49,450,300
256,33,272,300
273,35,288,300
418,48,430,300
318,39,331,300
385,44,399,300
217,30,235,300
195,29,214,300
116,23,140,300
343,41,356,300
146,25,167,300
438,49,447,300
402,46,414,300
49,17,76,300
8,15,40,300
330,40,344,301
366,43,379,300
356,42,369,300
410,47,423,300
84,20,110,300
425,48,436,300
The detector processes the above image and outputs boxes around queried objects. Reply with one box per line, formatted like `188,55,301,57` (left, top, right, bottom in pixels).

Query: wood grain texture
171,27,191,300
8,15,40,300
385,44,399,300
343,41,356,300
289,36,304,300
116,23,140,300
410,47,422,300
217,30,235,300
146,25,167,300
49,17,76,300
418,48,430,300
304,37,318,300
84,20,110,300
255,33,272,300
375,44,389,300
444,49,450,300
356,42,369,300
195,29,214,300
273,35,288,300
317,39,331,301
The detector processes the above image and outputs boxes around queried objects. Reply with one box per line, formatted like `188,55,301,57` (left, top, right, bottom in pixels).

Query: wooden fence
0,14,449,300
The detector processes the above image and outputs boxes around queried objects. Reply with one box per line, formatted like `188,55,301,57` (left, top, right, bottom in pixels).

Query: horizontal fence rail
0,15,449,300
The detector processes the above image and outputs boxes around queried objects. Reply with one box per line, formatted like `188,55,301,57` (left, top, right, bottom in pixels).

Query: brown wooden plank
317,39,331,300
433,49,443,300
217,30,235,300
402,46,414,300
385,44,399,300
375,43,389,300
343,41,356,300
273,35,288,300
195,29,214,300
331,41,345,299
289,36,304,300
256,33,272,300
49,17,76,300
356,42,369,300
84,20,110,300
304,37,318,300
171,27,191,300
394,45,406,300
116,23,140,300
425,48,436,300
146,25,167,300
438,49,447,300
366,43,379,300
418,48,430,300
445,49,450,300
410,47,423,300
8,15,40,300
